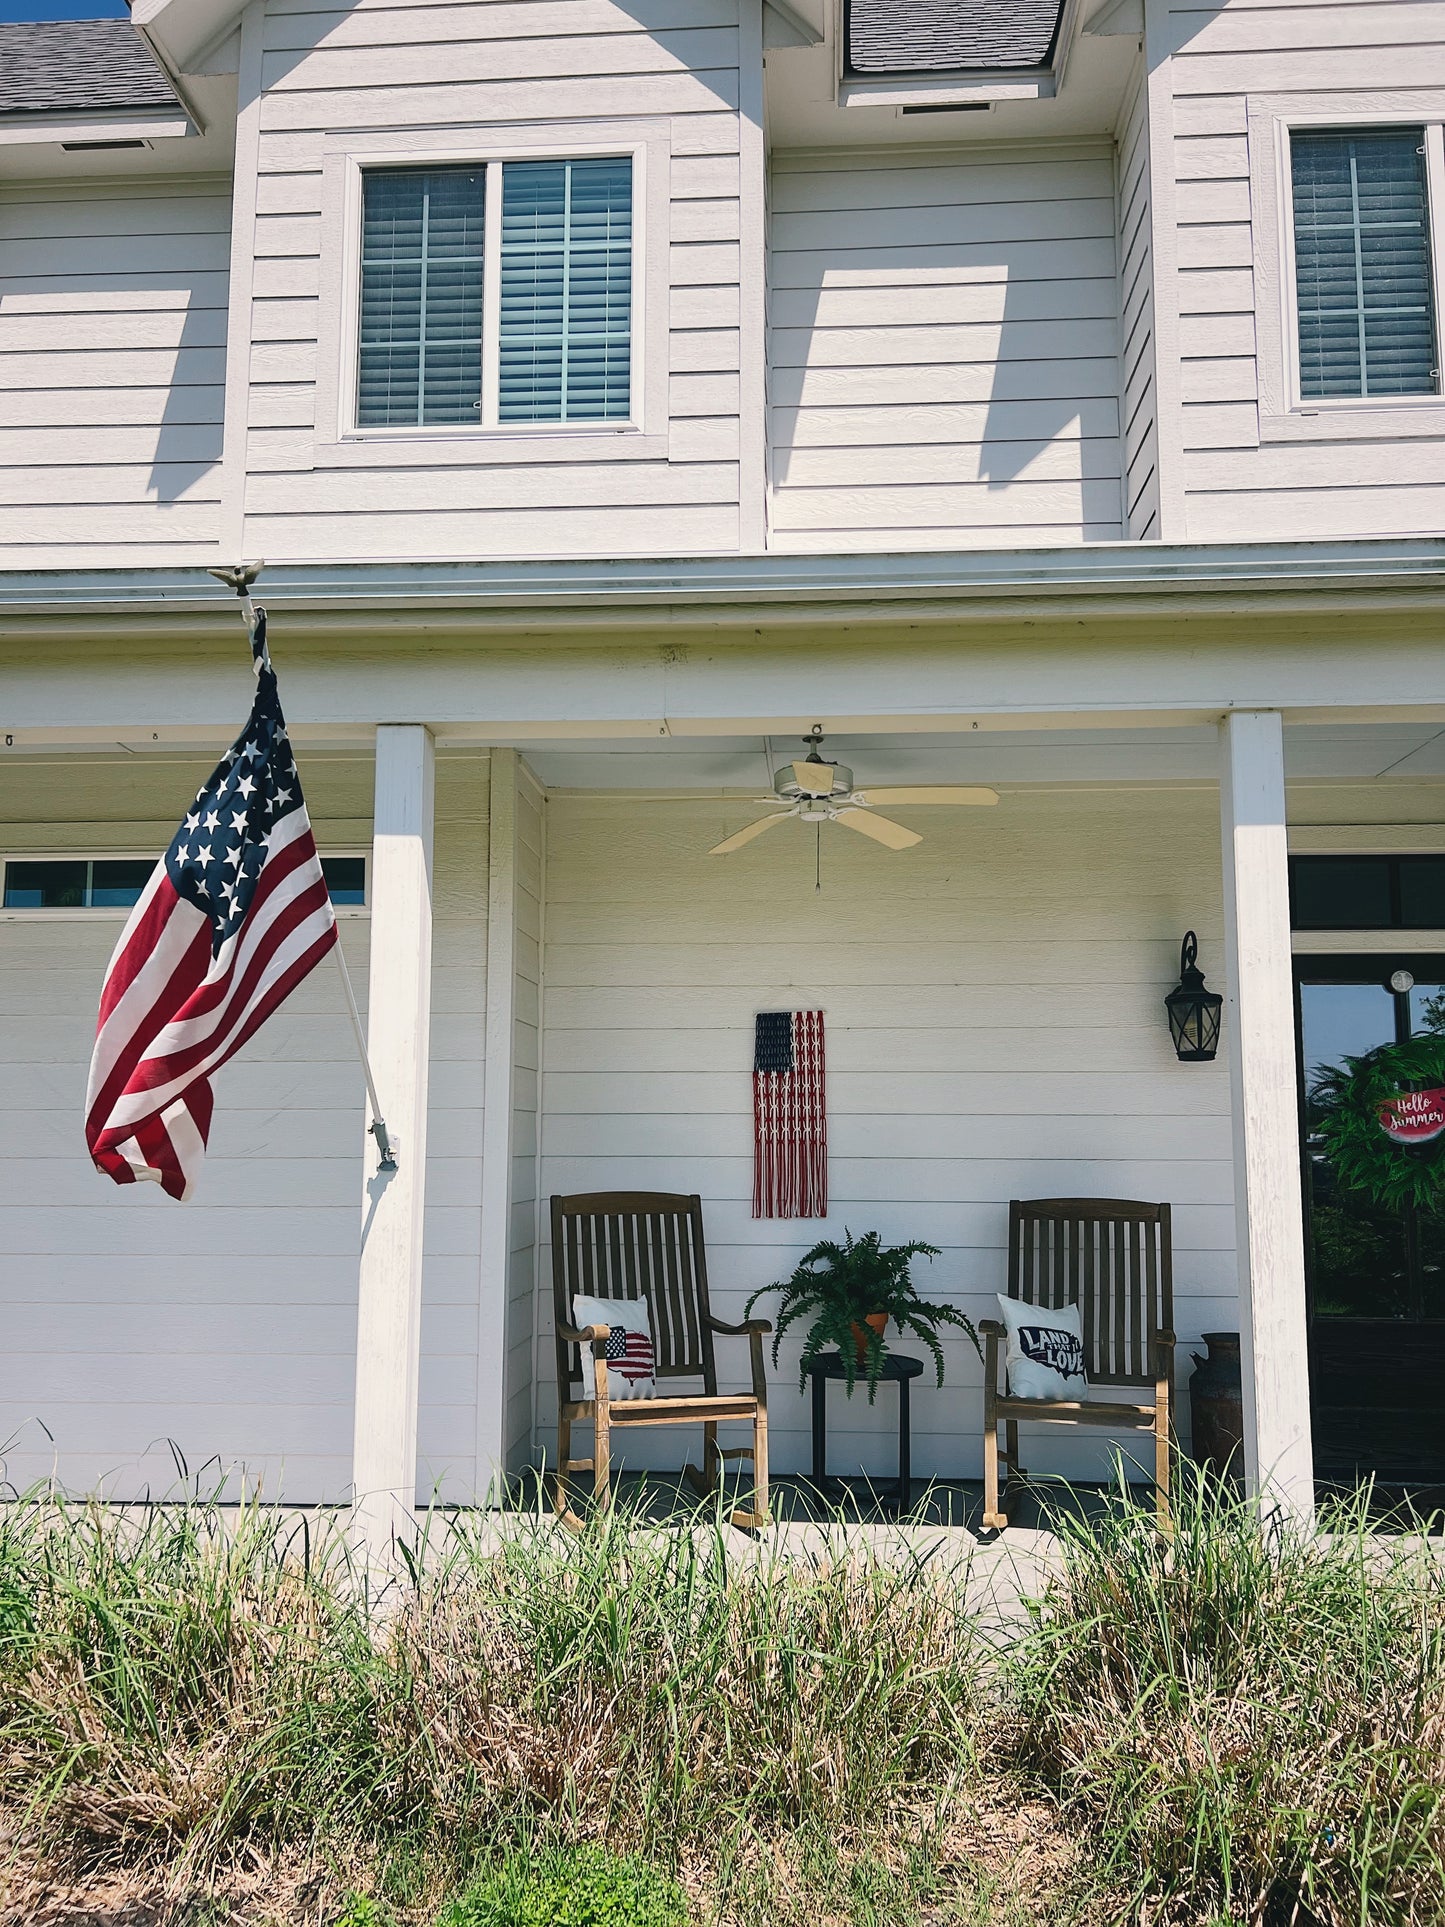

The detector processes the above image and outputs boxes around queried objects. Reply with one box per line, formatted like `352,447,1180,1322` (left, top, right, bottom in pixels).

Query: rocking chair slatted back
1006,1198,1172,1388
551,1191,719,1397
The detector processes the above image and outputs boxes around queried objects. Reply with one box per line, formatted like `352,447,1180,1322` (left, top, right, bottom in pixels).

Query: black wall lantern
1165,931,1223,1062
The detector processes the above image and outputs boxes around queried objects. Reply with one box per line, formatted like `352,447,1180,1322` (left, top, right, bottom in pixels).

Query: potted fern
745,1229,980,1401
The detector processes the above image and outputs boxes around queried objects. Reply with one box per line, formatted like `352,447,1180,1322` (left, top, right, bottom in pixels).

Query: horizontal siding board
774,199,1116,254
770,277,1118,330
242,505,739,552
1169,4,1445,57
263,0,738,28
257,71,740,133
259,24,740,90
772,317,1120,368
773,396,1119,447
770,237,1117,289
772,357,1122,408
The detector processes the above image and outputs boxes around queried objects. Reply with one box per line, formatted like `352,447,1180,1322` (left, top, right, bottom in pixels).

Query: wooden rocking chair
550,1190,771,1528
980,1198,1176,1530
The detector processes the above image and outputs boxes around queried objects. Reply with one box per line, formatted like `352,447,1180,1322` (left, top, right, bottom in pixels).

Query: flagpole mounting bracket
370,1117,399,1171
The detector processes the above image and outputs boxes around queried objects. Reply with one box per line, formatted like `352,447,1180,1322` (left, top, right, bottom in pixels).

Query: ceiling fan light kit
708,729,999,857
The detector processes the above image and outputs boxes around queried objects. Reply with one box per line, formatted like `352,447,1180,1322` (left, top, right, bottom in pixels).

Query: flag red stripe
94,864,176,1025
85,890,212,1142
116,875,332,1096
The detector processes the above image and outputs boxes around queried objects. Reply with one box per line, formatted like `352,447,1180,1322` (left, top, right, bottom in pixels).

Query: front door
1296,957,1445,1483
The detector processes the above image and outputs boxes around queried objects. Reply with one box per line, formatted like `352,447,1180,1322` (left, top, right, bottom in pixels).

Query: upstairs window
1290,128,1438,399
357,157,633,430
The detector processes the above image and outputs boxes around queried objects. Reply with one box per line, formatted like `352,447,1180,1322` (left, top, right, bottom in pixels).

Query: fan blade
851,786,999,806
834,808,922,851
708,813,793,855
791,759,836,798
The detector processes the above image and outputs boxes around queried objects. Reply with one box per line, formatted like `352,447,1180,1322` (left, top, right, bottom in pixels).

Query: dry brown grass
0,1480,1441,1925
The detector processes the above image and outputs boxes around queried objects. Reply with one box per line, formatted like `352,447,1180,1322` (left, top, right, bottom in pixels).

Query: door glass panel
1300,981,1409,1318
1409,981,1445,1036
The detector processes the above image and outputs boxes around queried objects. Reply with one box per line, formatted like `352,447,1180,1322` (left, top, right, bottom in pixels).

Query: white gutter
2,539,1445,627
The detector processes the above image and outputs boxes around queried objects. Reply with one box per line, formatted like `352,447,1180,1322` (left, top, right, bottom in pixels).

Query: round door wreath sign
1312,1034,1445,1214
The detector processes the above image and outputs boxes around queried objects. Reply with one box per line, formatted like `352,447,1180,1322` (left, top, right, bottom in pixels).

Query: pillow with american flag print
572,1294,658,1401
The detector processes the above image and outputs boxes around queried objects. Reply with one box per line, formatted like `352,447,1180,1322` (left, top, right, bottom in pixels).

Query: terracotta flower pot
850,1311,889,1365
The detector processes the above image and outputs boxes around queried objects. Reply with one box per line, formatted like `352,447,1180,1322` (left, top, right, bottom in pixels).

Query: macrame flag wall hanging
753,1009,827,1219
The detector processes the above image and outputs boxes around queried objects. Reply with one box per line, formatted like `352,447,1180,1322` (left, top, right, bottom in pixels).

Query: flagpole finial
206,561,266,596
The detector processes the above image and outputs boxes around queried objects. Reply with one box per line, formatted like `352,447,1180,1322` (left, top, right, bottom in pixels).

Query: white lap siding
1171,0,1445,539
536,786,1235,1483
767,143,1124,549
0,752,487,1505
0,179,231,567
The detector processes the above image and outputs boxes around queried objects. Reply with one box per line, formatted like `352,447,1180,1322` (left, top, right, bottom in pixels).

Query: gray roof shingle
0,18,179,117
846,0,1066,75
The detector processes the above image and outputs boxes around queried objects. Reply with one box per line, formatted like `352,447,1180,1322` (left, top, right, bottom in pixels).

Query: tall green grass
0,1474,1441,1925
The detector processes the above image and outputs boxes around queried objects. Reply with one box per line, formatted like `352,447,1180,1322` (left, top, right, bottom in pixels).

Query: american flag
753,1009,827,1218
84,611,337,1201
604,1324,656,1384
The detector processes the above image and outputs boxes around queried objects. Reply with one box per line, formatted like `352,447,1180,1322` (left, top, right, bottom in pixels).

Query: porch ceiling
520,722,1445,792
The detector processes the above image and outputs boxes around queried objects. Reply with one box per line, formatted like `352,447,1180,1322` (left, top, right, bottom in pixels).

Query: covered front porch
3,546,1444,1543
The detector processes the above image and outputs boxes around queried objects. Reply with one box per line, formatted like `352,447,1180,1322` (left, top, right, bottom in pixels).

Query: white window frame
313,120,672,469
1249,92,1445,443
0,851,370,919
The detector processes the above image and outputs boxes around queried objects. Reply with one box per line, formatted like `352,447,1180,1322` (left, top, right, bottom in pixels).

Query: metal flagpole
206,563,397,1171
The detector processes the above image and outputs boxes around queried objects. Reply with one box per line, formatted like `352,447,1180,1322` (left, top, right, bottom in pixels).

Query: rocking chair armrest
980,1319,1005,1394
706,1313,771,1407
707,1313,773,1337
557,1318,612,1351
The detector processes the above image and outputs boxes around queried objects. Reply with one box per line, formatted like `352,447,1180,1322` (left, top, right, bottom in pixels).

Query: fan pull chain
815,821,822,892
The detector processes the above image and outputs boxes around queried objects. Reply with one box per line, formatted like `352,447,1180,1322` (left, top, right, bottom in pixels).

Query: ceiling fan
708,729,998,856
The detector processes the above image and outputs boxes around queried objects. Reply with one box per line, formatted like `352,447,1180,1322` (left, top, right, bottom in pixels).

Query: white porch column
352,724,435,1554
1219,710,1313,1518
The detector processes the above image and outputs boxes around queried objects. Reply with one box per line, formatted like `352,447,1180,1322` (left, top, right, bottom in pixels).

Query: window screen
358,167,486,426
499,157,632,423
1291,128,1437,399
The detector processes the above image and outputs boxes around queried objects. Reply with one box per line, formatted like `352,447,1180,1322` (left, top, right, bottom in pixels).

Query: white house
2,0,1444,1530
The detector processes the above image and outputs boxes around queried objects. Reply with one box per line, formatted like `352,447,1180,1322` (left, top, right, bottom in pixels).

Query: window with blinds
499,158,633,423
1290,128,1438,400
358,168,487,426
355,156,633,430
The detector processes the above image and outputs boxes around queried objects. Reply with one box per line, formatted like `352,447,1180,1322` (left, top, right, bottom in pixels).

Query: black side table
806,1351,925,1515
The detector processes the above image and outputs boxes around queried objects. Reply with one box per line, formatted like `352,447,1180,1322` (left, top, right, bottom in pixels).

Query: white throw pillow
994,1295,1088,1400
572,1293,658,1401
